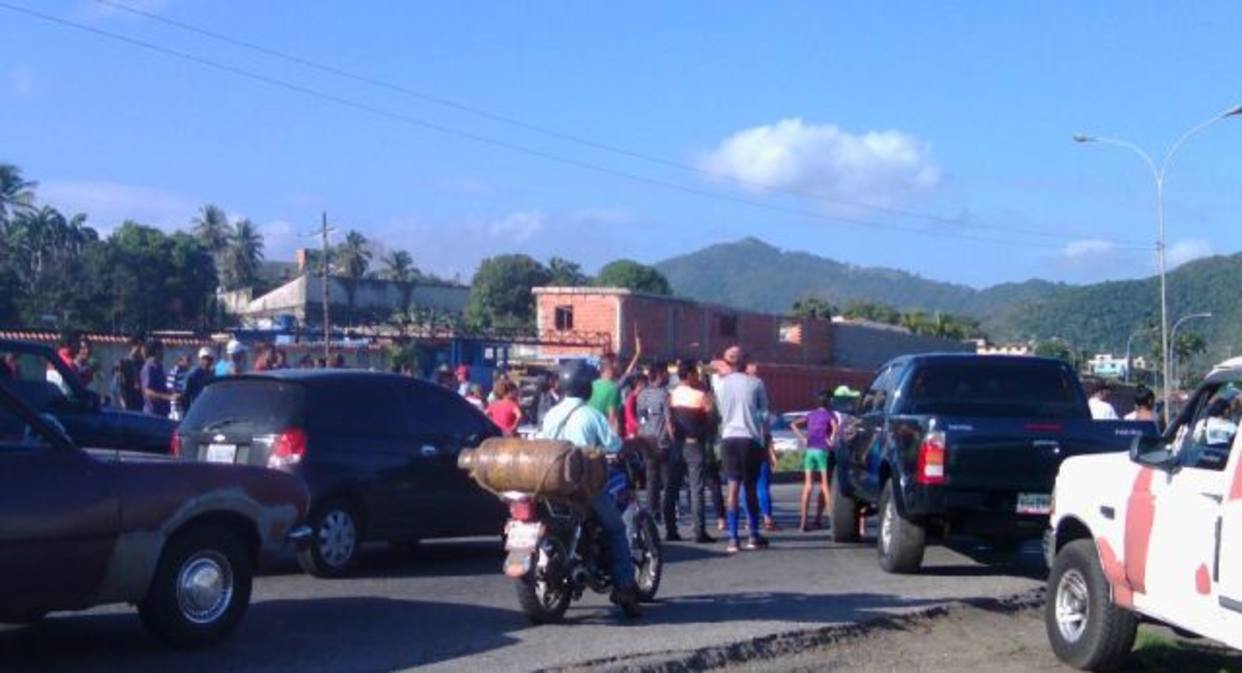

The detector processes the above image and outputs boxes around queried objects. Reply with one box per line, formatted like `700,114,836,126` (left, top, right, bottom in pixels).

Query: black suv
0,339,175,454
175,370,505,577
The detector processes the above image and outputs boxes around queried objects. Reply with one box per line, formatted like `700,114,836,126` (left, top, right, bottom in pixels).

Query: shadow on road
0,596,525,673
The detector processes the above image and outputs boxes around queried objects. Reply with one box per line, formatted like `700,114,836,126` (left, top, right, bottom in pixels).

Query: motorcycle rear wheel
633,511,663,603
515,543,572,624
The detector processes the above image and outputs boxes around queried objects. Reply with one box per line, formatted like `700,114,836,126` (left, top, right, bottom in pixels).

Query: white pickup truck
1043,358,1242,672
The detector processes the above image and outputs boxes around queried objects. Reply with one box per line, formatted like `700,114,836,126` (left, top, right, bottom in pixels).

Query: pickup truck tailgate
940,418,1140,492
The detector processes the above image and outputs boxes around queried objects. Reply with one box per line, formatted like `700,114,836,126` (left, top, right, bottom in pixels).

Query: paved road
1,485,1043,673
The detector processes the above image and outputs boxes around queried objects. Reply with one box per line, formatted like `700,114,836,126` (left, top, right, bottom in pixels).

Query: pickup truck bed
833,354,1156,573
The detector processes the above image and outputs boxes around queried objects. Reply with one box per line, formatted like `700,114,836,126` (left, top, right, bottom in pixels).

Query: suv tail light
916,430,947,485
508,498,537,523
267,428,307,469
170,433,181,458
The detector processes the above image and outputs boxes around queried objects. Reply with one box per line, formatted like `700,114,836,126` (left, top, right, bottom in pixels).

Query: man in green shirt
588,356,623,433
588,339,643,434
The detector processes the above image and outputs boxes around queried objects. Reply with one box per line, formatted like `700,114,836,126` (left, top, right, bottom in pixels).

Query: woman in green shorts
791,391,837,532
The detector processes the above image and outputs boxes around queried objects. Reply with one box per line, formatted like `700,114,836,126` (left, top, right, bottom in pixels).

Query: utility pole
304,213,336,361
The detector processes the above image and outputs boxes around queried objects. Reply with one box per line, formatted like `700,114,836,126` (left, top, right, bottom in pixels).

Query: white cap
226,339,248,356
197,346,215,359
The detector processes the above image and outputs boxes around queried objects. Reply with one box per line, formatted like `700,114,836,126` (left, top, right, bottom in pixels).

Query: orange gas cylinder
458,437,607,500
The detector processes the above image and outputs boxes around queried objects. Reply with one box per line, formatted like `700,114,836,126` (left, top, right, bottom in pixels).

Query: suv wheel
298,498,363,578
876,481,925,573
138,526,253,648
830,491,861,543
1045,539,1137,672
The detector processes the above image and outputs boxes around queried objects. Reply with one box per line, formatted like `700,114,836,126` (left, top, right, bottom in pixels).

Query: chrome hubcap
634,522,660,592
1056,568,1090,643
176,551,233,624
318,509,357,567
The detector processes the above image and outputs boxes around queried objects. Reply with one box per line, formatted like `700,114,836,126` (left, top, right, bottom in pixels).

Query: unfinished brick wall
535,287,833,365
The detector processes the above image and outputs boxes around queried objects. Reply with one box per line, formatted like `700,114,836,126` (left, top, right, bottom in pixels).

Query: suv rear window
900,361,1084,419
181,379,305,434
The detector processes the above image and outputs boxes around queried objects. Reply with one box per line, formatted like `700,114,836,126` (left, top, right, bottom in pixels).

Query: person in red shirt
486,379,523,437
623,372,648,439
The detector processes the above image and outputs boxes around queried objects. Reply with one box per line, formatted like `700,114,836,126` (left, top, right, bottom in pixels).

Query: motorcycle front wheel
633,511,663,603
515,541,572,624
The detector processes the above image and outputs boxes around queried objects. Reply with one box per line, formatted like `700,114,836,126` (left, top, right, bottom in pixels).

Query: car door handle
420,445,438,457
1202,492,1223,504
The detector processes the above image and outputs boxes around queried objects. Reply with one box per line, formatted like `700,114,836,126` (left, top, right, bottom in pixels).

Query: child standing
792,391,837,532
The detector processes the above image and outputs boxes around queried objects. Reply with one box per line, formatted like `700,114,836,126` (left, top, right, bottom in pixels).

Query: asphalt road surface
1,484,1044,673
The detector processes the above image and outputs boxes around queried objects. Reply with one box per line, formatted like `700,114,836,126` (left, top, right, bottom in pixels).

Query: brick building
533,287,832,364
532,287,975,412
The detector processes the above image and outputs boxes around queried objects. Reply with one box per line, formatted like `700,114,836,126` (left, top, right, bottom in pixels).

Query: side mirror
1129,436,1176,471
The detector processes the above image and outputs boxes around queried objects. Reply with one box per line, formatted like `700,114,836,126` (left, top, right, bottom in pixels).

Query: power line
0,2,1149,252
91,0,1137,246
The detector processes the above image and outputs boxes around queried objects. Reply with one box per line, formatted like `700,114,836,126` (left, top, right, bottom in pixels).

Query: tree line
0,163,428,333
793,298,987,341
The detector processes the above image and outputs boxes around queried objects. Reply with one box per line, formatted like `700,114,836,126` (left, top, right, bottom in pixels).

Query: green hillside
655,238,1242,364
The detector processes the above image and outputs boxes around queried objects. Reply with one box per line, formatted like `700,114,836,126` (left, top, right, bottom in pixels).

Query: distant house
223,273,469,326
1089,353,1130,380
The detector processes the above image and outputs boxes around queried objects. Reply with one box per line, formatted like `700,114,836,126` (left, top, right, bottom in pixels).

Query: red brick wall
750,363,875,413
536,291,619,357
535,289,833,366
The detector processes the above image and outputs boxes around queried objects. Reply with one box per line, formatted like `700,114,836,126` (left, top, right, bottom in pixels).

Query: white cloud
698,118,941,208
488,210,546,241
1167,239,1213,268
260,219,300,259
8,65,34,99
38,179,197,233
1062,239,1116,258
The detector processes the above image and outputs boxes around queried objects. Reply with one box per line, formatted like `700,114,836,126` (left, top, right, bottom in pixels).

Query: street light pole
1123,329,1146,384
1074,103,1242,425
1169,312,1212,393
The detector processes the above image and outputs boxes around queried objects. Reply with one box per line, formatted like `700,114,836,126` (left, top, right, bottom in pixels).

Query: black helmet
558,360,598,399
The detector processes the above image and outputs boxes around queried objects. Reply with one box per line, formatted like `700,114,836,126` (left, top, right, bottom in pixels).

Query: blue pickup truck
831,354,1156,574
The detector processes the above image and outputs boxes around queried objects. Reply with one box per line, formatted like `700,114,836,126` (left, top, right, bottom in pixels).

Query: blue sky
2,0,1240,288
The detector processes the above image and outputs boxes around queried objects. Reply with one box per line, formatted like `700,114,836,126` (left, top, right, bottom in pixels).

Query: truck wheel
877,481,925,573
830,491,861,543
138,526,253,648
298,498,363,578
1045,539,1137,672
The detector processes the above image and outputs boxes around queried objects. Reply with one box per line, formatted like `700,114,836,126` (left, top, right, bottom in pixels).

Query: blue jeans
741,455,774,521
591,491,636,590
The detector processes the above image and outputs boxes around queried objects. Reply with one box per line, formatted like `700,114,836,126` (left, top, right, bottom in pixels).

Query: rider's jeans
590,491,636,590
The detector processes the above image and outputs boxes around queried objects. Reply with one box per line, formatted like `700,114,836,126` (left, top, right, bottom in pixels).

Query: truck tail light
170,433,181,458
267,428,308,469
916,430,947,485
508,498,537,523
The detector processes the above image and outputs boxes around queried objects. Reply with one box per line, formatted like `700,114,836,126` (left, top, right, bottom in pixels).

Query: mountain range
654,238,1241,363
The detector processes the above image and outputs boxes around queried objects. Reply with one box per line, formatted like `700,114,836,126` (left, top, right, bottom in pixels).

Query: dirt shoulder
551,590,1242,673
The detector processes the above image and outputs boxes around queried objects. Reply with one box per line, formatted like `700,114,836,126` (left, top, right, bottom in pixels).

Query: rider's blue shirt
537,396,622,452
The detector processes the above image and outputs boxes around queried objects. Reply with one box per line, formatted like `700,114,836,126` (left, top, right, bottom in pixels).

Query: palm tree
336,230,373,322
224,218,265,290
191,204,231,259
0,163,37,225
382,249,417,311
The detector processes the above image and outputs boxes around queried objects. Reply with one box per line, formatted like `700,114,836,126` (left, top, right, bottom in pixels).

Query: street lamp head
1072,134,1096,143
1224,104,1242,118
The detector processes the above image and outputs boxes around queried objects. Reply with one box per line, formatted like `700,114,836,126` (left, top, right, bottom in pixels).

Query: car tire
137,525,253,649
830,491,861,543
1045,539,1137,672
298,498,363,578
877,481,925,574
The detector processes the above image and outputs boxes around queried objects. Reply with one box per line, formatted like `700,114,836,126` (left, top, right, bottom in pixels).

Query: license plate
505,522,543,551
205,443,238,464
1017,492,1052,515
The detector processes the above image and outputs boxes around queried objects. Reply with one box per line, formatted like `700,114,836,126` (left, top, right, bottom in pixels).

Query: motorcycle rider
537,359,642,618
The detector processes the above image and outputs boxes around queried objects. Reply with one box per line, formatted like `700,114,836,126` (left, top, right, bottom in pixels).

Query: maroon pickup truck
0,385,310,648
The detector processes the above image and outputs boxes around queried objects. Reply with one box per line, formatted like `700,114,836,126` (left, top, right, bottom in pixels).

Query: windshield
180,379,305,434
900,361,1084,419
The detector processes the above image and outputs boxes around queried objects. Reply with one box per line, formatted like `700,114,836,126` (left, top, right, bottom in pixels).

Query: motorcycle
499,446,662,623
